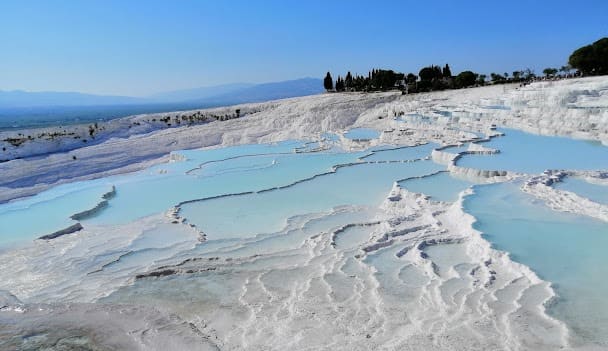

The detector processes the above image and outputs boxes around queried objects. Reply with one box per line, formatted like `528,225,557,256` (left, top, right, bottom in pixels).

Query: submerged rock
38,223,83,240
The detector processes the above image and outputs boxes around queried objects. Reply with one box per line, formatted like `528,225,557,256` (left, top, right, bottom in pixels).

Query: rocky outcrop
38,223,83,240
70,186,116,220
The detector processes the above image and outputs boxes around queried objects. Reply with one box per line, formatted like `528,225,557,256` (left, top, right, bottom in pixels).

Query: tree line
323,64,536,94
323,37,607,94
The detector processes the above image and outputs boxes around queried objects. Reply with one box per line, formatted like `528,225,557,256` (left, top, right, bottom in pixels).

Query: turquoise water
86,150,363,225
398,172,475,202
84,143,442,230
555,177,608,205
457,129,608,173
465,182,608,347
180,160,444,240
0,183,113,245
91,153,363,224
2,126,608,348
344,128,380,140
0,141,327,243
321,132,340,142
0,141,443,245
363,143,438,162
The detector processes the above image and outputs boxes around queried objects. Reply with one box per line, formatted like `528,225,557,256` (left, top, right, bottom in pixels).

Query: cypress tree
335,76,345,91
324,72,334,91
443,64,452,77
345,71,353,90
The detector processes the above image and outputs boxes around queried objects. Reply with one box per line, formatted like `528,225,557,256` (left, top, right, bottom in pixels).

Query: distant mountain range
148,83,255,103
0,78,324,108
0,91,145,108
181,78,324,105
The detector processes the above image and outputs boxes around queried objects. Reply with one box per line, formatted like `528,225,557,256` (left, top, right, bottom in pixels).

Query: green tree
569,38,608,75
512,71,521,81
345,71,353,90
523,68,536,80
543,68,558,77
419,66,442,82
335,76,345,92
368,69,401,90
455,71,478,88
406,73,417,84
490,73,506,83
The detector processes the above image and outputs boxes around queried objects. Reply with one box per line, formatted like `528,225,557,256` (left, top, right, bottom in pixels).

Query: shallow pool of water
457,129,608,174
464,182,608,347
0,183,114,245
180,160,444,240
2,127,607,349
554,177,608,205
344,128,380,140
363,143,437,162
399,172,475,202
85,149,363,226
0,140,443,246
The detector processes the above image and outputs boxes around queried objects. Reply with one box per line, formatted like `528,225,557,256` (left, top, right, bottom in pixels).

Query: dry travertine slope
2,76,607,203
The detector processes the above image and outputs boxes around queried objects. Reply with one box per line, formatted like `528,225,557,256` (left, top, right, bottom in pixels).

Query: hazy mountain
148,83,254,103
0,90,145,108
193,78,323,105
0,78,324,110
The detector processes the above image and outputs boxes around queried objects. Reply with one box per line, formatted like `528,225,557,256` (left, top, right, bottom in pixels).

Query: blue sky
1,0,607,96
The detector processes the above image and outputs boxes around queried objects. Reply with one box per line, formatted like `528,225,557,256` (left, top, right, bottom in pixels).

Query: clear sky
1,0,607,96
